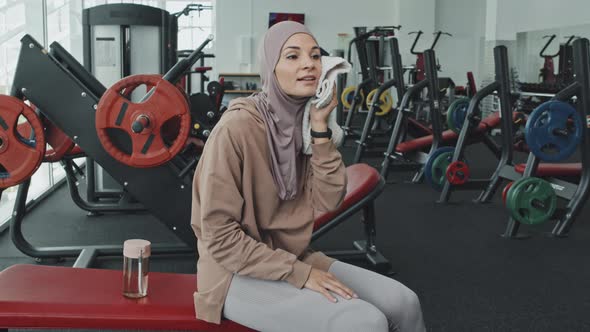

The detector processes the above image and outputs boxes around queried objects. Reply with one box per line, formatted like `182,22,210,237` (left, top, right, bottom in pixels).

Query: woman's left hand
310,84,338,126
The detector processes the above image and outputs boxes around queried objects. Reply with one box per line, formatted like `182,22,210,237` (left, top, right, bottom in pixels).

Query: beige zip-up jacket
191,106,347,324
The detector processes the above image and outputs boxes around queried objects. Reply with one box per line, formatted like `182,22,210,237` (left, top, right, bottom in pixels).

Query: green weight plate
431,151,453,186
506,178,532,224
424,147,454,191
506,177,556,225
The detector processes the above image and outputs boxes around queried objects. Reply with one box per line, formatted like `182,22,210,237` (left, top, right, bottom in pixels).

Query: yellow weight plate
366,89,394,116
340,86,364,109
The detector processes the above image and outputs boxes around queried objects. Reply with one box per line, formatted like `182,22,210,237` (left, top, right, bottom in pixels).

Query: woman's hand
304,267,358,302
309,84,339,128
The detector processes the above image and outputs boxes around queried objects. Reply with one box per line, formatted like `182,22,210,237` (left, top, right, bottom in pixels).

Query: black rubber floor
2,143,590,332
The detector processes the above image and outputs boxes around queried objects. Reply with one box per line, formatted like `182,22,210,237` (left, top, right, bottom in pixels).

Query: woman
191,21,426,332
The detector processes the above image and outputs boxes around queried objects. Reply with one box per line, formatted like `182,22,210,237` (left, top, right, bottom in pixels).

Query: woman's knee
326,300,389,332
396,288,426,332
403,288,422,312
358,304,389,331
382,283,423,320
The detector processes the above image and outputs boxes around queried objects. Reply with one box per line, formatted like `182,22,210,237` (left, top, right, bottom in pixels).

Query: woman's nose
301,55,316,69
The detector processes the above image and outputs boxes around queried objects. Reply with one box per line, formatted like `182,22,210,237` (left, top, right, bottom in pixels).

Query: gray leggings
223,261,426,332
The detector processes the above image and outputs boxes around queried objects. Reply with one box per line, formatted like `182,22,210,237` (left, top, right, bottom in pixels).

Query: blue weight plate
424,146,455,191
447,98,470,134
525,101,583,162
345,91,355,105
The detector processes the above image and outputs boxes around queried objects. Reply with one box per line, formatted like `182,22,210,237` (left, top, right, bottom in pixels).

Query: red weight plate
502,182,514,205
445,161,470,185
120,74,187,102
16,123,32,139
17,113,75,162
42,117,75,162
0,96,45,188
113,75,187,149
96,74,190,168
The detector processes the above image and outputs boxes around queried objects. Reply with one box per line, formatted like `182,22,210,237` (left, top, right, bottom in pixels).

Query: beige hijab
228,21,317,200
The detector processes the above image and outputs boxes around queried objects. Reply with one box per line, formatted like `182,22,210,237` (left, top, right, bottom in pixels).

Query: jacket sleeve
194,125,312,288
309,140,347,212
300,248,337,272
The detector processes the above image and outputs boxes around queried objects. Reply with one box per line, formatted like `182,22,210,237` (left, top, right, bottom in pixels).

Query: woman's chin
289,88,317,98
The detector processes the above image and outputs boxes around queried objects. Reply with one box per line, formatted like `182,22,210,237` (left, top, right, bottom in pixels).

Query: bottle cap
123,239,151,258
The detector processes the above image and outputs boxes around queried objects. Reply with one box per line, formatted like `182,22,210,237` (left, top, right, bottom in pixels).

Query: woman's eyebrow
283,45,321,52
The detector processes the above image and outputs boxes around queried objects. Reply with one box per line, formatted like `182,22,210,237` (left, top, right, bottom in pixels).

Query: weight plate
446,97,470,134
506,177,556,225
525,101,582,162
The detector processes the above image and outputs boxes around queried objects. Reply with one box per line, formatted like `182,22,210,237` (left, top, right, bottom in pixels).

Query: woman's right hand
304,268,358,302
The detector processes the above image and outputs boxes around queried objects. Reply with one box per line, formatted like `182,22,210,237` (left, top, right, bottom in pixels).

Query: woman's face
274,33,322,98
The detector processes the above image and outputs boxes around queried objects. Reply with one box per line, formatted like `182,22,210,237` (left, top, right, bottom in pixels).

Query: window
0,1,55,231
0,1,27,95
0,0,214,230
166,1,213,51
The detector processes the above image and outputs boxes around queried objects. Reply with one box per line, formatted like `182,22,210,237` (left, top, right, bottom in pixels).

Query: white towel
302,56,351,155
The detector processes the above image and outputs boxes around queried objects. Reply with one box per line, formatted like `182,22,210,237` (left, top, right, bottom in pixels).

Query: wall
516,24,590,83
490,0,590,82
213,0,396,79
434,0,486,86
496,0,590,40
213,0,590,90
213,0,488,89
393,0,436,66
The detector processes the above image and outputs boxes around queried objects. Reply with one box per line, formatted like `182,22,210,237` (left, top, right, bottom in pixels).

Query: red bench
514,163,582,177
314,163,381,229
0,163,386,331
395,112,501,153
0,264,254,331
407,117,433,135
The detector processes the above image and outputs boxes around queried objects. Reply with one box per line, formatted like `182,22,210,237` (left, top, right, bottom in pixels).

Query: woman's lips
297,76,317,85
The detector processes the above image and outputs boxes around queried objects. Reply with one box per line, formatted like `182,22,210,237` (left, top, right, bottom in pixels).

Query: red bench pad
479,112,502,128
0,264,254,331
193,66,213,73
407,117,433,135
395,130,459,153
314,164,381,230
66,145,84,156
514,163,582,176
395,112,501,153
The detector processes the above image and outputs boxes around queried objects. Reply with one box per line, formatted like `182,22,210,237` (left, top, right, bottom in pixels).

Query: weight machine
431,39,590,238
